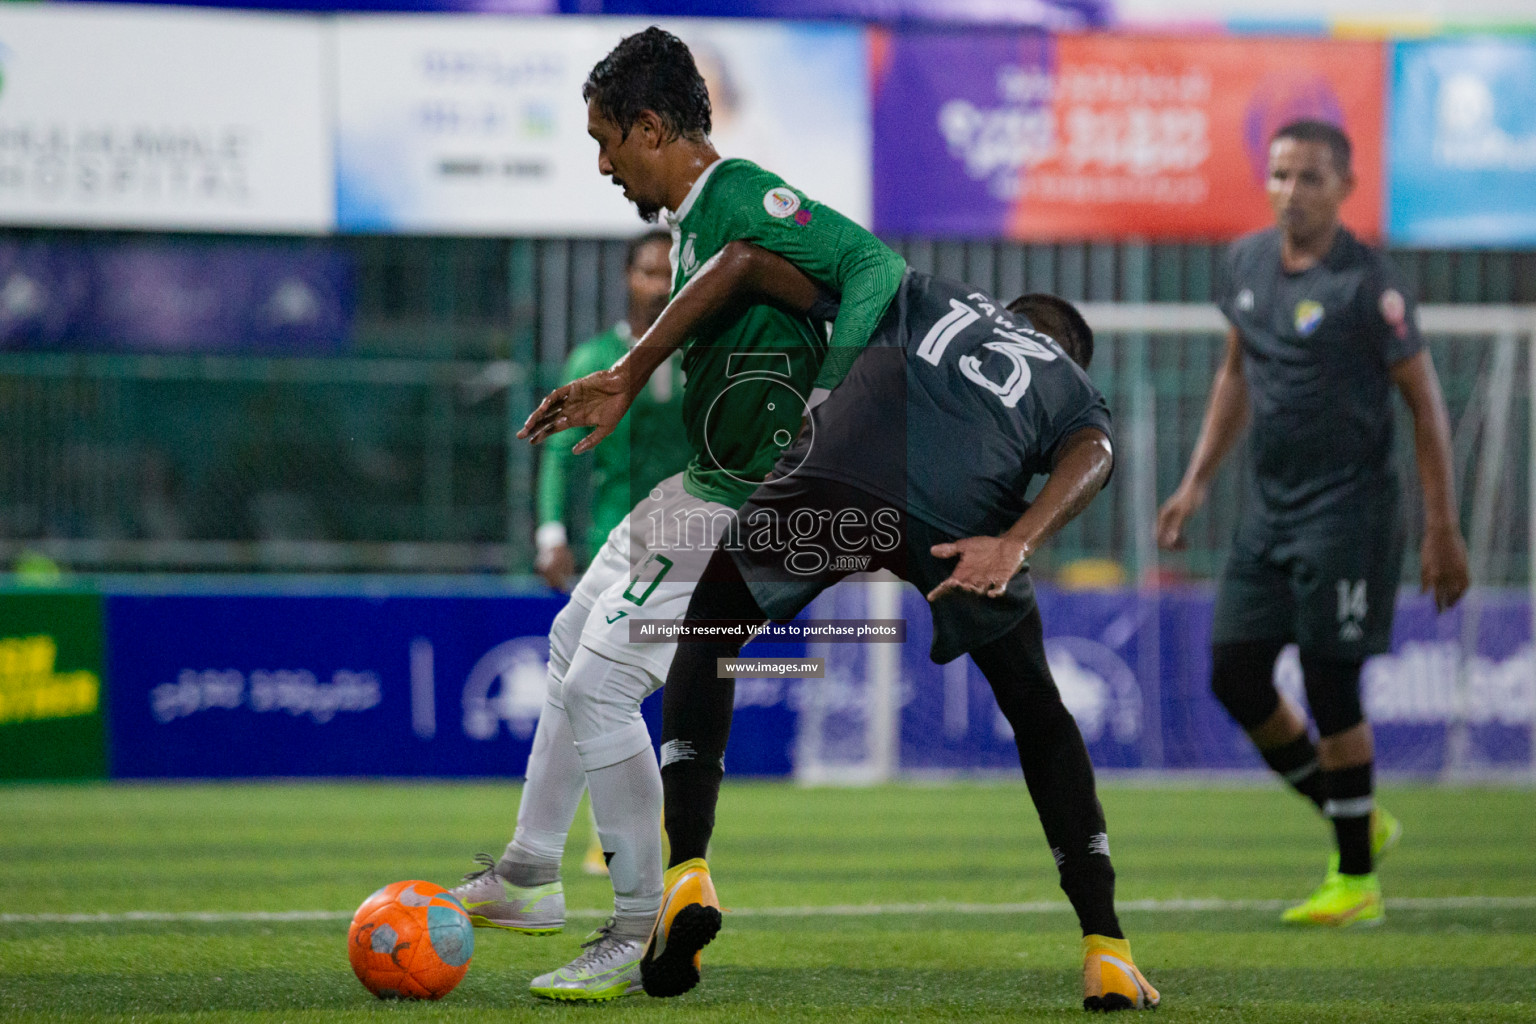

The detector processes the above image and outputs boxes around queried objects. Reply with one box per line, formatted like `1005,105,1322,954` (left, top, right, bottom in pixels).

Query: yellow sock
663,857,710,889
1083,934,1132,959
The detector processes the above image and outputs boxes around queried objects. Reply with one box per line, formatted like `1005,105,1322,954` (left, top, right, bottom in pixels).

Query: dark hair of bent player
1007,293,1095,370
1272,119,1352,175
627,229,672,268
583,26,712,144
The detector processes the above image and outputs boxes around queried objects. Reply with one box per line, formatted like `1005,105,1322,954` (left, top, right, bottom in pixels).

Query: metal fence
1,232,1532,581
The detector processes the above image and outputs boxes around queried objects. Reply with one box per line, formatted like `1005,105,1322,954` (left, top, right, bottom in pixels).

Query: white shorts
570,473,737,683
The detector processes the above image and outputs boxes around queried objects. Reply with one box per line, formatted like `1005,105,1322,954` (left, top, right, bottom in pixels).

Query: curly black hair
1006,293,1095,370
584,27,712,143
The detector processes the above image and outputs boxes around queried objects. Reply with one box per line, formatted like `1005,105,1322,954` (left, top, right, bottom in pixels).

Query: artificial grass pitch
2,780,1534,1022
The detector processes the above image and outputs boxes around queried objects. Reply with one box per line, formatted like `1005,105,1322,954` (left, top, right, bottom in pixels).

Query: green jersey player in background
448,26,907,1002
1157,121,1468,927
534,230,690,591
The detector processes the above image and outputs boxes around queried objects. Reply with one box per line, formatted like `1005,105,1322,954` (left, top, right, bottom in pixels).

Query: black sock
971,612,1122,940
1323,763,1374,875
1260,734,1328,812
658,548,767,868
661,761,722,866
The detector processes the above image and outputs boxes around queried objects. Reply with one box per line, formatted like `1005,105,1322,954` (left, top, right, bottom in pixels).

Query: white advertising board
335,16,871,235
0,4,333,233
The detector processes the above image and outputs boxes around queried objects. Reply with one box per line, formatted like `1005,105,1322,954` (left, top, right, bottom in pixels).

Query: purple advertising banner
897,585,1533,775
0,240,354,354
872,31,1386,240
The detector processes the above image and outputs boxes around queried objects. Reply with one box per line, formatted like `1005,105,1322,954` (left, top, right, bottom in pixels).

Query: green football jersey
537,323,691,556
668,158,906,507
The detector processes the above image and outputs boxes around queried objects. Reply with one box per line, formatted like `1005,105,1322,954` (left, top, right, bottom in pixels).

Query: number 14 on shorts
1336,579,1367,642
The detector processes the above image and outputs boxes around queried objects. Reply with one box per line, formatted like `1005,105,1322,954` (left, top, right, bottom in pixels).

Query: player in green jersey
447,27,907,1002
534,230,690,590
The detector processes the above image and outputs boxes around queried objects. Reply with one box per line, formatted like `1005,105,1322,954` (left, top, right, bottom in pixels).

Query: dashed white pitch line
5,896,1536,925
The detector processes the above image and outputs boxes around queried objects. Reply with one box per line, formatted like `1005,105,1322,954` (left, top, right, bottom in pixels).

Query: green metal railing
1,232,1531,581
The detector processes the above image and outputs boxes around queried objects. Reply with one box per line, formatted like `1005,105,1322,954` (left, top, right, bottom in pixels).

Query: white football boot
528,919,645,1001
447,853,564,935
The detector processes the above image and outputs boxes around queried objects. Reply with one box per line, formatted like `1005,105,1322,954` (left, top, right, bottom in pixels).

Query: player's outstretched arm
927,427,1113,602
1391,349,1469,611
519,242,823,451
1156,326,1250,550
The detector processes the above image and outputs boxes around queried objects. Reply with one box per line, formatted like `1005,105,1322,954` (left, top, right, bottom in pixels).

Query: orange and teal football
347,880,474,999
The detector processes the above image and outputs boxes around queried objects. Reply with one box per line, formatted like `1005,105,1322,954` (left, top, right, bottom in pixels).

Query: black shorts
1212,498,1405,659
728,472,1037,664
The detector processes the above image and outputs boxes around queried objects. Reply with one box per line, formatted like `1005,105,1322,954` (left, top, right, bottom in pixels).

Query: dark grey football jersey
1218,227,1423,523
786,270,1112,538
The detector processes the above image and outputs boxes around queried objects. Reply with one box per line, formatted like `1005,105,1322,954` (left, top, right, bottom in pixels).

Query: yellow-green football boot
1281,870,1383,927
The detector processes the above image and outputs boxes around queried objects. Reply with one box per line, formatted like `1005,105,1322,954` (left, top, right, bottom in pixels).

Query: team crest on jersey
1236,288,1255,312
680,233,699,277
1294,300,1325,337
763,187,800,218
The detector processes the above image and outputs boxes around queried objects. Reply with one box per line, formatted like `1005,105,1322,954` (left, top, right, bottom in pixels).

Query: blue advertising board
0,240,354,354
74,581,1536,779
895,584,1534,775
1389,38,1536,247
102,590,801,778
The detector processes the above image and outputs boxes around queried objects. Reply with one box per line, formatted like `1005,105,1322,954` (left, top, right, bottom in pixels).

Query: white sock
586,741,665,934
500,699,585,886
499,600,590,888
559,644,665,933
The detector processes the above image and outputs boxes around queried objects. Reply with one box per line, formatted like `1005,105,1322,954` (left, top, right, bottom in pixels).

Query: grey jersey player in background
1157,120,1469,928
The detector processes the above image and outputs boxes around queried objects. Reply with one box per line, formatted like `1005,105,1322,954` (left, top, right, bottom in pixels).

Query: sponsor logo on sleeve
1380,288,1408,339
763,187,800,218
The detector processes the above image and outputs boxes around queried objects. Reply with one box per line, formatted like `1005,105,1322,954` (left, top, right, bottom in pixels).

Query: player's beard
613,175,662,223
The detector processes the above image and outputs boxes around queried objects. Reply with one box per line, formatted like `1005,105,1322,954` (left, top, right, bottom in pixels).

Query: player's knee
1210,642,1284,731
558,646,654,732
1300,651,1365,737
545,600,588,696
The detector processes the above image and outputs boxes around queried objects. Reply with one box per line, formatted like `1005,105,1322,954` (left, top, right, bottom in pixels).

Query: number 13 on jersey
917,297,1059,408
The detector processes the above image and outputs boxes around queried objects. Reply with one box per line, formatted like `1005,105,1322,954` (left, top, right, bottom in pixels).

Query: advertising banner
1389,38,1536,247
0,5,333,233
873,32,1384,240
0,239,353,354
896,585,1533,775
0,591,107,780
334,16,870,233
103,591,801,778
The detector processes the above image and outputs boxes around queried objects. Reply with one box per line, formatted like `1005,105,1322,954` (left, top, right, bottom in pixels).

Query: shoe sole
468,913,562,935
1281,907,1385,928
529,982,640,1002
640,903,723,998
1083,993,1140,1012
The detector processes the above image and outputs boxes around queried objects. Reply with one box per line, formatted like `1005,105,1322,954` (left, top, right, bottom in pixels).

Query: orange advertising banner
873,32,1383,240
1007,36,1384,240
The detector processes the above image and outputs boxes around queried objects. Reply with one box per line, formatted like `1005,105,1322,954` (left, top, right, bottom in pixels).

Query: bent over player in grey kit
533,244,1162,1011
1158,119,1468,927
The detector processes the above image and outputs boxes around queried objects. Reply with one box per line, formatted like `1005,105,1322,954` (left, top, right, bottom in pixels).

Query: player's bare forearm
1391,350,1469,610
1157,327,1249,550
927,428,1112,602
1179,327,1250,497
518,242,821,449
1391,351,1459,534
1002,427,1114,560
